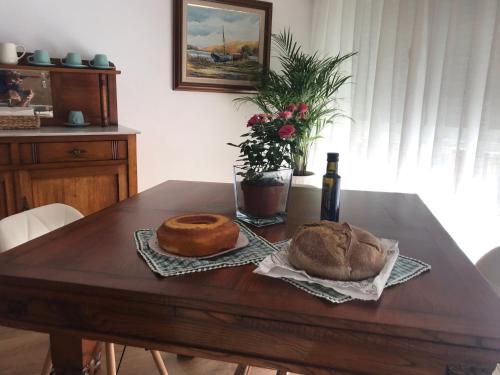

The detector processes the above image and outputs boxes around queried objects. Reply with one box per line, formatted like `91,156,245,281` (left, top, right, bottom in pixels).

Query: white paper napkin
254,238,399,301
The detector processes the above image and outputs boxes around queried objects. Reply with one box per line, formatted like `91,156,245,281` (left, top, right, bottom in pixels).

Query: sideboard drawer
20,141,127,164
0,144,10,165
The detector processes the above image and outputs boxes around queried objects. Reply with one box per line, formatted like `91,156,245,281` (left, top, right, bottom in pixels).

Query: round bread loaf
288,221,386,281
156,214,239,257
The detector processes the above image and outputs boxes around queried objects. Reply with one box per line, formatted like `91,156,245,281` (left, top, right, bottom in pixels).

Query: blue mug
89,54,110,69
67,111,85,125
27,50,52,65
61,52,83,67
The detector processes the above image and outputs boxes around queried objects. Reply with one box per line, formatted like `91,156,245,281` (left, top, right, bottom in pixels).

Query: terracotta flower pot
233,167,293,226
241,183,284,218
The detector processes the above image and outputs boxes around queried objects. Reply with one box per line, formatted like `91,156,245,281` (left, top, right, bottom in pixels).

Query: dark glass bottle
321,153,341,221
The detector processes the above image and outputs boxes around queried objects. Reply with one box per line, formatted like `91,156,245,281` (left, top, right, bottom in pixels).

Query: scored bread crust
156,214,239,257
288,221,387,281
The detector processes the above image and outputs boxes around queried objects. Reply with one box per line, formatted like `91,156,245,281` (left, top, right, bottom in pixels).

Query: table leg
49,333,103,375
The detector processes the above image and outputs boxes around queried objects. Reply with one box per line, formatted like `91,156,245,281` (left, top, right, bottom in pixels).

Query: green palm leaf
235,29,355,175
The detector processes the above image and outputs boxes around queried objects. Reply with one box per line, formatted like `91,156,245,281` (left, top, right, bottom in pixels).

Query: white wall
0,0,312,191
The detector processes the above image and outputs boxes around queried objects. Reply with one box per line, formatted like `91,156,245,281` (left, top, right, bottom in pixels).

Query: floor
0,326,284,375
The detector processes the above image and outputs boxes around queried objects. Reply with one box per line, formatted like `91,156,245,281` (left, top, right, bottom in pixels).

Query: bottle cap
327,153,339,162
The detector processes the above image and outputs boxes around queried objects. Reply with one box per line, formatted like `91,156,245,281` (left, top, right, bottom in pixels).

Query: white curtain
308,0,500,261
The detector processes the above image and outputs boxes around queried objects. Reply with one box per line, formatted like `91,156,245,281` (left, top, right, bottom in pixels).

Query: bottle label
322,178,335,218
327,161,338,173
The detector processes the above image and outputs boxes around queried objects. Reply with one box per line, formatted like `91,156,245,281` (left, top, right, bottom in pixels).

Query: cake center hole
178,215,218,225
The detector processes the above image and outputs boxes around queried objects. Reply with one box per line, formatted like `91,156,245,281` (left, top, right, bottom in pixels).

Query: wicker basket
0,116,41,130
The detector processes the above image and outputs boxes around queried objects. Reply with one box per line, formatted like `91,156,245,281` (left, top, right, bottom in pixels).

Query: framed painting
173,0,272,93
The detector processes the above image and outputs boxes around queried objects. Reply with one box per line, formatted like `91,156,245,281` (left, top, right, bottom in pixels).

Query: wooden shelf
1,53,119,127
0,62,121,75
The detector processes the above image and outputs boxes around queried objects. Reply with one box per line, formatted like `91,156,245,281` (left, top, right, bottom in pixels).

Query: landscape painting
174,0,272,92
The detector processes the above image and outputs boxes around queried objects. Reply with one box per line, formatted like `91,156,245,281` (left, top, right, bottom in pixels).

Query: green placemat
135,225,430,304
134,222,277,277
272,240,431,303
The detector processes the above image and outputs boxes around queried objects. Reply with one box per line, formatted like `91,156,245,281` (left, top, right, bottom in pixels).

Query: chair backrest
0,203,83,253
476,247,500,297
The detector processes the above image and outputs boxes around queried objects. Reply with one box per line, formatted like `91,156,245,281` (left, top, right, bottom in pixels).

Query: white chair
0,203,83,252
476,247,500,375
0,204,169,375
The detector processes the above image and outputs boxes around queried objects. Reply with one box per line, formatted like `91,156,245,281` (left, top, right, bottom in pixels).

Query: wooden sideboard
0,127,138,219
0,56,138,219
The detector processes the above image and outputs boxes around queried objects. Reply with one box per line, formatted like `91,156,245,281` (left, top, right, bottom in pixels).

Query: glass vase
233,166,293,227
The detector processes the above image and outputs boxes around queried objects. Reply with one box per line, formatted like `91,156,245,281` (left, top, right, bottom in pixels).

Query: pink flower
278,111,293,120
286,103,297,112
298,103,309,119
259,113,272,123
298,102,309,114
247,114,261,127
278,124,296,139
247,113,273,126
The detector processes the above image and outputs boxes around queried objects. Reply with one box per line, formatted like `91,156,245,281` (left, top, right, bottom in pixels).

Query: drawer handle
68,148,87,157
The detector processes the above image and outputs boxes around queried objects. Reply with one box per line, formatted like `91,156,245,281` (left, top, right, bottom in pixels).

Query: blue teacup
67,111,85,125
27,50,53,65
89,54,110,69
61,52,84,67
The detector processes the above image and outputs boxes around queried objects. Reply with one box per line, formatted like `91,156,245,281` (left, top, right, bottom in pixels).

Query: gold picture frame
173,0,272,93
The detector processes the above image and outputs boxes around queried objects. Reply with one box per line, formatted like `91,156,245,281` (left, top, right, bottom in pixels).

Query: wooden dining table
1,180,500,375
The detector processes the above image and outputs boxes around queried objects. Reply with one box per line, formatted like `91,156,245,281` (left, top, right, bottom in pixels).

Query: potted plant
229,106,309,226
235,30,355,177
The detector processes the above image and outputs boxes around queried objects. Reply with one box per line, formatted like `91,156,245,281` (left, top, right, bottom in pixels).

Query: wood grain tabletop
0,181,499,374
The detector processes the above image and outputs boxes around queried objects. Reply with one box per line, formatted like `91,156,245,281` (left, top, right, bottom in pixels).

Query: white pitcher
0,42,26,65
